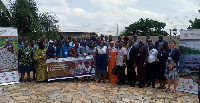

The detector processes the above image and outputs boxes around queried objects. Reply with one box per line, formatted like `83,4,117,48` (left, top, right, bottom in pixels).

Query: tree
189,18,200,29
0,0,12,26
1,0,59,41
9,0,41,36
121,18,168,36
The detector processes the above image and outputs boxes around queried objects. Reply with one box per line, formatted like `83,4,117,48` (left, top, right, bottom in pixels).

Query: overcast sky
2,0,200,36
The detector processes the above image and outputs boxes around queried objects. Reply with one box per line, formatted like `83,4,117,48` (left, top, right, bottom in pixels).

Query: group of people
18,34,180,93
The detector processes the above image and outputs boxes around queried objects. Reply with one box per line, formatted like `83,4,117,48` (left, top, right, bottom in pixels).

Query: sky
2,0,200,36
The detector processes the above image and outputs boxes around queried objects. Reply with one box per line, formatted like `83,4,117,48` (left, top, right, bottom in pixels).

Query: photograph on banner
179,40,200,77
47,58,95,81
0,27,19,85
0,37,18,72
72,59,95,77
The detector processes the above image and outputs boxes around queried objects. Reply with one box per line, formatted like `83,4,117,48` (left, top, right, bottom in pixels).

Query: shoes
158,86,166,89
126,82,130,85
171,89,177,93
139,85,143,88
116,82,120,84
98,79,101,83
130,84,135,87
146,84,151,87
118,83,124,86
165,88,171,93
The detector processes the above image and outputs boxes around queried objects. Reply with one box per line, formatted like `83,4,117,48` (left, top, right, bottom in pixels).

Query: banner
0,27,18,37
178,29,200,94
178,78,198,94
47,56,95,81
0,27,19,85
180,29,200,40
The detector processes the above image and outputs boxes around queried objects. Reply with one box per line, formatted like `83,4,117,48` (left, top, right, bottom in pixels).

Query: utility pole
170,29,171,40
116,25,118,36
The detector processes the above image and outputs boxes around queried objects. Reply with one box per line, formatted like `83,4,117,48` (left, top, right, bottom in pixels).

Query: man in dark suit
47,40,60,59
155,35,168,51
126,40,138,87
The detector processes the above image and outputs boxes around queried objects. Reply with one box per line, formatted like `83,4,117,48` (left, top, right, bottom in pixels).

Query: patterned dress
164,48,180,79
18,46,33,73
108,47,118,83
35,48,48,81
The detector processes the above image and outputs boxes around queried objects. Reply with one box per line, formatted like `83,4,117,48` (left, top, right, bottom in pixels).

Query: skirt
164,65,180,79
96,54,107,74
156,61,166,81
19,66,32,73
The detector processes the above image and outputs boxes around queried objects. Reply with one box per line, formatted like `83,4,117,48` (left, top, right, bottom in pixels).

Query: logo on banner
184,33,188,37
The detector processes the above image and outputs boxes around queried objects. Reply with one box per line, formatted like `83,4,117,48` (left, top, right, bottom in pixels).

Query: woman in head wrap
107,41,118,83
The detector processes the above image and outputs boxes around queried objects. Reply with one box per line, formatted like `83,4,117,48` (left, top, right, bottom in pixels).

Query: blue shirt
158,41,163,51
60,44,71,58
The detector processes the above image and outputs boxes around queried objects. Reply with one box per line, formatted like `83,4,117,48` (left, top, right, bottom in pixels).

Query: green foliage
121,18,168,36
0,0,12,26
180,46,200,54
189,18,200,29
0,0,59,41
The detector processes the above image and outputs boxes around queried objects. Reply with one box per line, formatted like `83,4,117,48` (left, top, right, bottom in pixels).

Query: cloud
90,0,138,7
2,0,199,36
171,0,199,13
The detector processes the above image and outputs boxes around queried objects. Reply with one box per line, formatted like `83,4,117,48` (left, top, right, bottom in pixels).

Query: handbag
111,66,119,75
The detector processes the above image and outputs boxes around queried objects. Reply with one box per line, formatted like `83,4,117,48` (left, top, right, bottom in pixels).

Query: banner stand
0,27,19,85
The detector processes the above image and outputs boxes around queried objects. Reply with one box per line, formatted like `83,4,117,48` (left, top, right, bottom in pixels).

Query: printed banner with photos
0,27,19,85
178,29,200,94
46,56,95,81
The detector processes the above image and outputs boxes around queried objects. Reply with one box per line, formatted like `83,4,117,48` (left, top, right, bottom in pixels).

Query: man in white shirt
116,41,127,86
146,43,158,88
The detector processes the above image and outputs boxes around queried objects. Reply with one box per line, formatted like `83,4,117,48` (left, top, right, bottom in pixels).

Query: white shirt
147,48,158,63
84,66,92,73
116,47,127,66
97,46,107,54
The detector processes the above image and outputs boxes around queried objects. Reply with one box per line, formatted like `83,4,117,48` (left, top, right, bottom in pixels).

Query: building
59,31,97,38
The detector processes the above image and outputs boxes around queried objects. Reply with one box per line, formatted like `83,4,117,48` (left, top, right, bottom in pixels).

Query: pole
116,25,118,36
170,29,171,40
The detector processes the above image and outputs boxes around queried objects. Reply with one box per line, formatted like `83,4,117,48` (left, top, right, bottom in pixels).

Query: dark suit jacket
127,46,138,64
47,45,60,58
155,40,169,51
165,48,180,64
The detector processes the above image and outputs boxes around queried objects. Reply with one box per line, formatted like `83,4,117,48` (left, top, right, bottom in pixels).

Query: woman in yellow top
35,41,48,82
108,41,118,83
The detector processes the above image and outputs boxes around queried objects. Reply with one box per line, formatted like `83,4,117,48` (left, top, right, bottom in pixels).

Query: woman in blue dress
165,40,180,93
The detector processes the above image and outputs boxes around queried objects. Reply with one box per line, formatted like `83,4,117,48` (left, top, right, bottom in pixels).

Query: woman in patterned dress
34,41,48,82
19,41,33,82
108,41,118,83
165,40,180,93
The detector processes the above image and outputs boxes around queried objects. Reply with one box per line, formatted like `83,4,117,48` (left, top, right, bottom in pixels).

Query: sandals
165,88,171,92
171,89,177,93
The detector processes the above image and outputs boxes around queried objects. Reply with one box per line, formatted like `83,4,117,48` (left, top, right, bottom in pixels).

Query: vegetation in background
180,46,200,54
0,0,59,41
121,18,168,36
